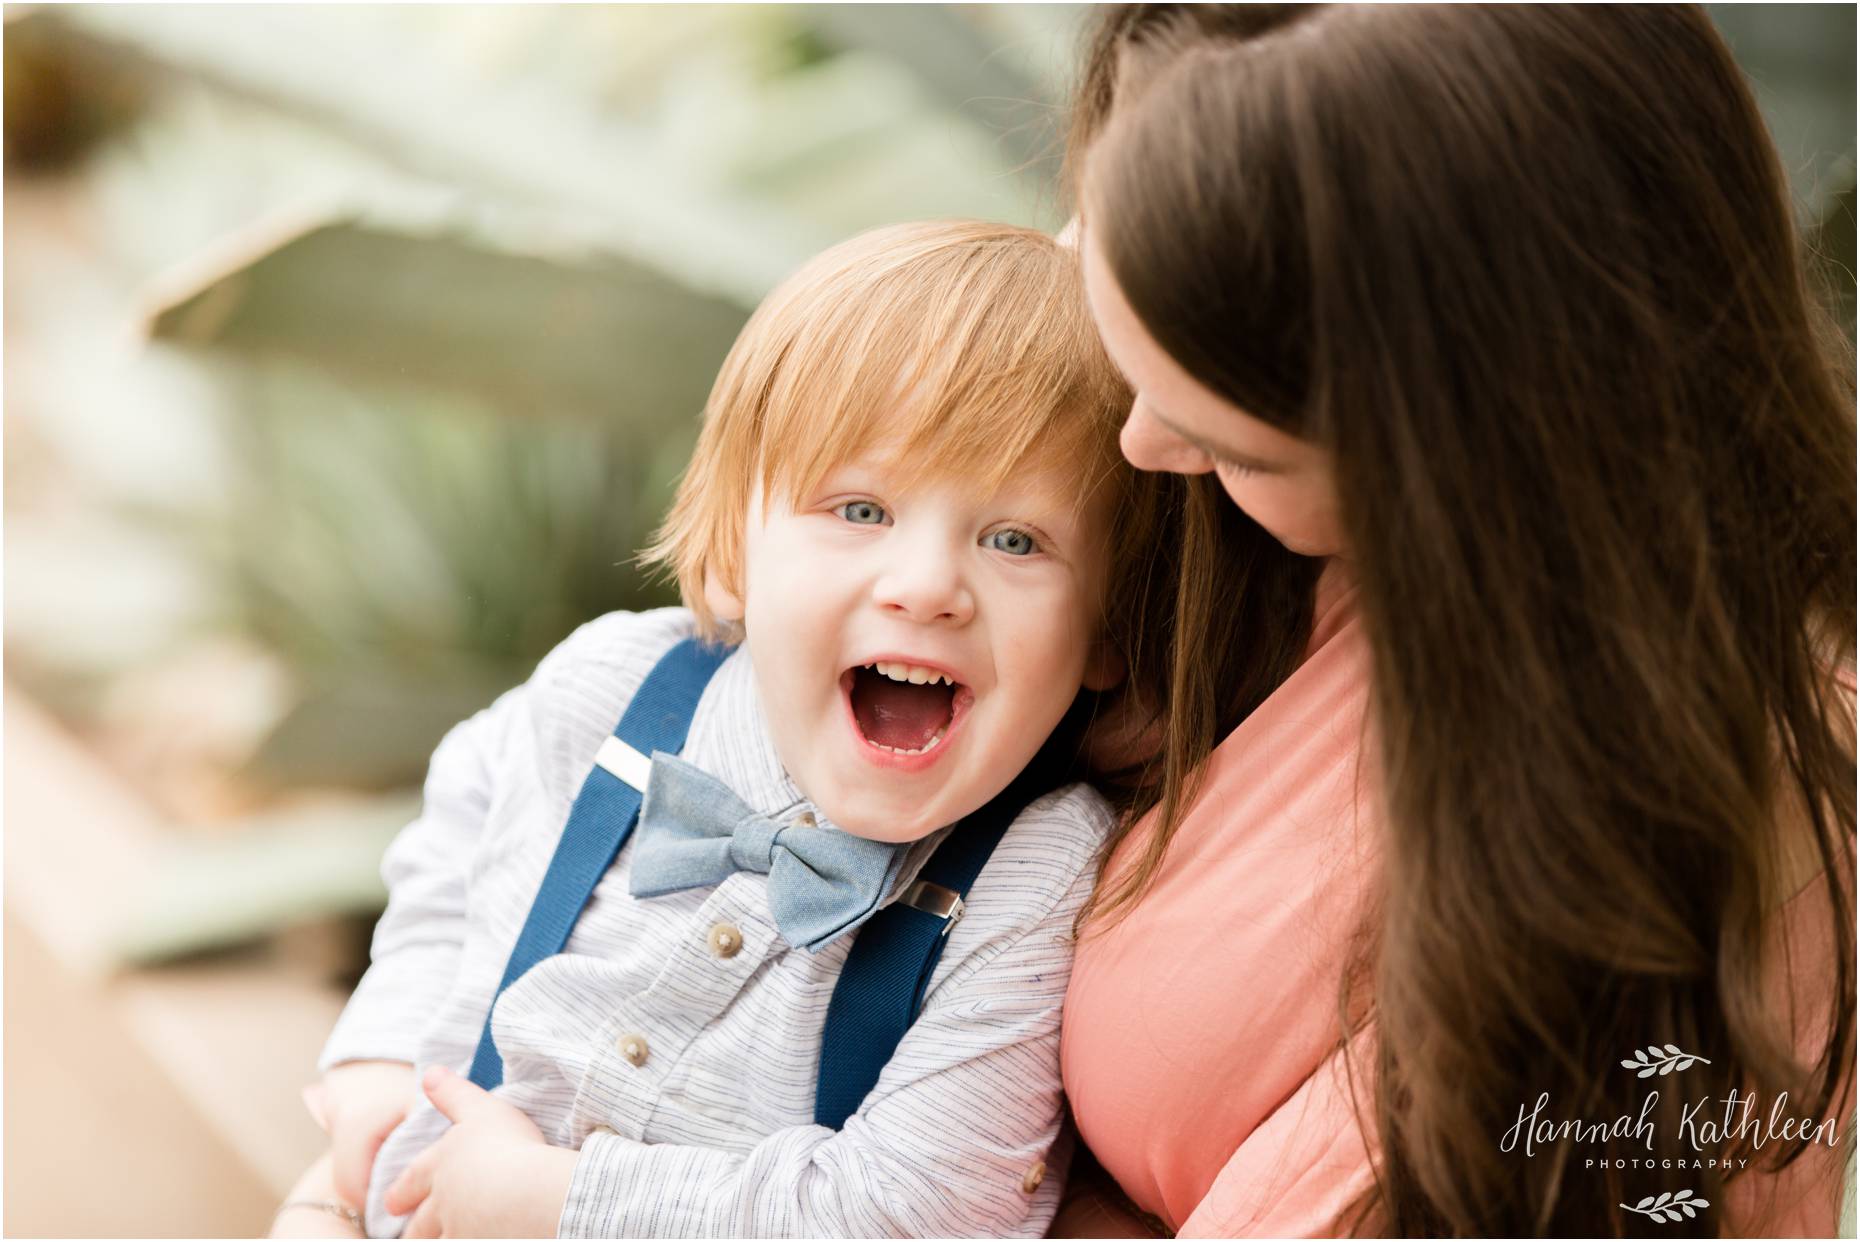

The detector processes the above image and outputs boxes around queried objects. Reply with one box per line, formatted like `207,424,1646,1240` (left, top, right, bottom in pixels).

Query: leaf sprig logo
1620,1045,1711,1078
1620,1190,1709,1223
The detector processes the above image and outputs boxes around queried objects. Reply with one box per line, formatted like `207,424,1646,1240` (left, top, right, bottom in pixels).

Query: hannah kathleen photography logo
1496,1042,1843,1225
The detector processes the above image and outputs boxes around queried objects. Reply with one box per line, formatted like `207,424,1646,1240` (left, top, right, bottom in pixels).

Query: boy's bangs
754,240,1117,511
644,221,1134,641
763,371,1107,509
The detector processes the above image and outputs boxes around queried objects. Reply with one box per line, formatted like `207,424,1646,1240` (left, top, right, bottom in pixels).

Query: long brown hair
1075,5,1856,1235
1068,11,1324,924
1080,469,1320,921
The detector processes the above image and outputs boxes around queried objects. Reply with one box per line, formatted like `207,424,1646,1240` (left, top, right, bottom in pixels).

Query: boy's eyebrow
1151,409,1285,475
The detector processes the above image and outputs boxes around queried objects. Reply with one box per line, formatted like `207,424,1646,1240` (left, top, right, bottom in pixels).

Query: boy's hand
315,1059,419,1210
386,1065,578,1238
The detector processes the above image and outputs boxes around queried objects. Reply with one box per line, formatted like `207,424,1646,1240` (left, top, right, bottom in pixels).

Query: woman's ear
1082,638,1127,692
703,570,745,626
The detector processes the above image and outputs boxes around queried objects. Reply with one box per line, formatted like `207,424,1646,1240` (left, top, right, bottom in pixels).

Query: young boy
284,220,1149,1238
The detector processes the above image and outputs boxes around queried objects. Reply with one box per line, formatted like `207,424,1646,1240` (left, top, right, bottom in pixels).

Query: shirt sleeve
555,799,1103,1239
317,683,531,1070
1178,1027,1379,1238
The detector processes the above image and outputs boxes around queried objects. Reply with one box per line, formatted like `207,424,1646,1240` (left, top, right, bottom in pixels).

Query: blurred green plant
1709,4,1857,340
1804,164,1857,340
149,223,750,424
203,358,702,791
12,5,1082,793
125,214,755,788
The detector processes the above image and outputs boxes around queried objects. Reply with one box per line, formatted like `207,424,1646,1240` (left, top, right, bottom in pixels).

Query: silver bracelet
276,1199,365,1234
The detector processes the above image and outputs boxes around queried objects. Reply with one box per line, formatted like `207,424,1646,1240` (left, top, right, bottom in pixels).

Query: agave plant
14,4,1084,793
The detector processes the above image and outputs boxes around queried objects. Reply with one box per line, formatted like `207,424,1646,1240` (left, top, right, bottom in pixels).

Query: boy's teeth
871,722,951,756
866,661,951,686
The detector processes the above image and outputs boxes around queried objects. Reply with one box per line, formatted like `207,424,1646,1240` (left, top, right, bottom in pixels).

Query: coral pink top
1060,561,1848,1237
1062,562,1379,1236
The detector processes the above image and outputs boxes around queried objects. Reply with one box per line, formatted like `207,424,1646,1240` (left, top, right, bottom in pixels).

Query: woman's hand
1050,1185,1170,1238
269,1152,365,1239
1049,1160,1170,1239
313,1059,419,1210
385,1066,578,1238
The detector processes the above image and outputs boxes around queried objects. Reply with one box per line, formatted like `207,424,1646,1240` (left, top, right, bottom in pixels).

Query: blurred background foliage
4,4,1854,960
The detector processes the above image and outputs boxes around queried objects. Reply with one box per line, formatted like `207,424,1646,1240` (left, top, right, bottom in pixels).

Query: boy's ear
1082,638,1127,692
702,570,745,625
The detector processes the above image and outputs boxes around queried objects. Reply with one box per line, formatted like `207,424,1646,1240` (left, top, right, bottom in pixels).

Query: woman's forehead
1081,230,1311,471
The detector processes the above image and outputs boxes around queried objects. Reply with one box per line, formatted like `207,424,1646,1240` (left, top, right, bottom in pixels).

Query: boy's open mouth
844,662,969,755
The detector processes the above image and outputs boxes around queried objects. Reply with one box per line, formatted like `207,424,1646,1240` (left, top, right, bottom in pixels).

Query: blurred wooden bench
5,691,347,1237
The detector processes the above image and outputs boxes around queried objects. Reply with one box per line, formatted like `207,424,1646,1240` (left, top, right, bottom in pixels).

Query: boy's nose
871,553,975,626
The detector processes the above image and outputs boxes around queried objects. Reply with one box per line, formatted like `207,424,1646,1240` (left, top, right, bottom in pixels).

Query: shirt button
707,923,743,958
590,1125,616,1137
617,1033,650,1067
1020,1160,1046,1195
793,811,817,828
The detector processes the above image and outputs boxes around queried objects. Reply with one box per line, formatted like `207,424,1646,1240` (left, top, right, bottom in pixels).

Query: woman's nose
1120,399,1213,475
872,547,975,626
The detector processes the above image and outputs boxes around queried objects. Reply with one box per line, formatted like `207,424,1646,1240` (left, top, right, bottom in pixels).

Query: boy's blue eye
836,501,888,526
987,528,1038,556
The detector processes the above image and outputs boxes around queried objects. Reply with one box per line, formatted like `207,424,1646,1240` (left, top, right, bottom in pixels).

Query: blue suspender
466,637,732,1090
466,634,1042,1127
812,782,1021,1130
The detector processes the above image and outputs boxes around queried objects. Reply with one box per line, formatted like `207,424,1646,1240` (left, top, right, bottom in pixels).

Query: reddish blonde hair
642,219,1133,641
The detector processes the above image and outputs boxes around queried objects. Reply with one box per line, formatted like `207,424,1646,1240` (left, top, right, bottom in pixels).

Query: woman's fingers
383,1147,435,1218
402,1196,443,1240
332,1123,392,1217
301,1084,331,1132
333,1102,409,1217
322,1063,415,1210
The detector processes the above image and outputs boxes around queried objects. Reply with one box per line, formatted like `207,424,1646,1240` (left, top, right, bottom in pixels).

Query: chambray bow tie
627,753,908,952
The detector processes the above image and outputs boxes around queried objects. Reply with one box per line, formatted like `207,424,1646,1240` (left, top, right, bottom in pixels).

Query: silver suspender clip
899,880,965,934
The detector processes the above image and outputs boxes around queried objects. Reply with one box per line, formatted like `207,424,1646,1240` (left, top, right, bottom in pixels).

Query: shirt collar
693,645,954,904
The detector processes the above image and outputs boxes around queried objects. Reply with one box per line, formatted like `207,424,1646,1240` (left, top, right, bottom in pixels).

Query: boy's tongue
851,669,953,751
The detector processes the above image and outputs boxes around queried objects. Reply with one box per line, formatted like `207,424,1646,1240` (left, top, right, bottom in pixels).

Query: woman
1058,6,1854,1236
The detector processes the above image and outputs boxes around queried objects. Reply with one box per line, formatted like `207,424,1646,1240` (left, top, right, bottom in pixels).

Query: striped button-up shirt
318,608,1112,1237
